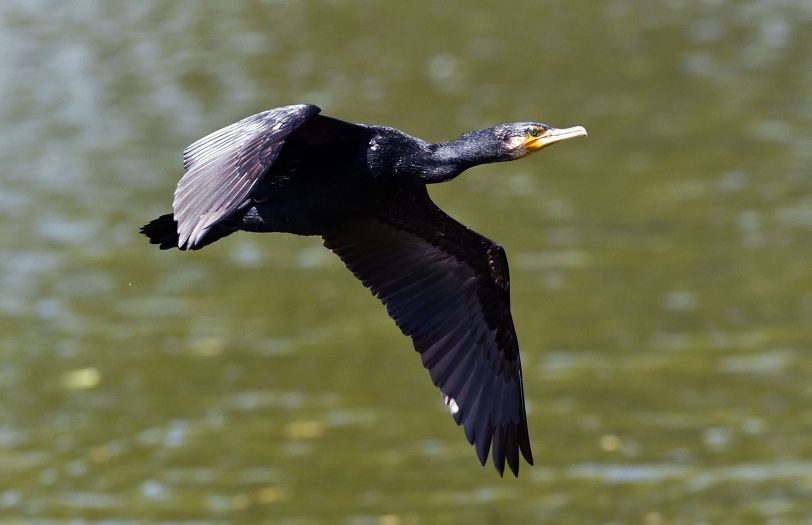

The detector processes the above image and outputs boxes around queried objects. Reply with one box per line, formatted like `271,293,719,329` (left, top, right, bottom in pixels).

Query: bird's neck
406,135,506,183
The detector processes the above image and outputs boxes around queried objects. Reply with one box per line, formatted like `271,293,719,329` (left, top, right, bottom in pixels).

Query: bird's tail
140,213,235,250
141,214,182,249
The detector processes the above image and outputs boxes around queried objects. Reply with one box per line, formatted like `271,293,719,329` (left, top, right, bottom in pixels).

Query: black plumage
141,104,587,476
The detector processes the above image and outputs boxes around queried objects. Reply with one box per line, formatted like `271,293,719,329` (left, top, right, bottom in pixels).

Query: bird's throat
416,139,503,183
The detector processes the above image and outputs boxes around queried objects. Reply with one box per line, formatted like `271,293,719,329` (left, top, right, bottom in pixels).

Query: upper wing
173,104,320,249
323,187,533,476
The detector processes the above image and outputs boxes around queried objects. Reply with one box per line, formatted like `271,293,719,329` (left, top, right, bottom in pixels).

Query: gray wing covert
173,104,321,249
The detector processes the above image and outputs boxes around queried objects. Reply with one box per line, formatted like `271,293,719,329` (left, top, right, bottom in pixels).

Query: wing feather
173,104,321,249
323,187,533,476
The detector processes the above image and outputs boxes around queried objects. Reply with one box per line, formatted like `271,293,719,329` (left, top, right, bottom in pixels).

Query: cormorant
141,104,587,476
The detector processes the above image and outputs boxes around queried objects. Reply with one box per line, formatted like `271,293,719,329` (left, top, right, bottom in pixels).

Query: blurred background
1,1,811,523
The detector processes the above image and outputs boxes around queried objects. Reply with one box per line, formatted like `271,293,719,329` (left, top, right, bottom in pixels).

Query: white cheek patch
504,135,529,159
506,135,525,150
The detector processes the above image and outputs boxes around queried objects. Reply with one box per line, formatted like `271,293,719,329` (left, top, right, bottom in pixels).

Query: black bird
141,104,587,476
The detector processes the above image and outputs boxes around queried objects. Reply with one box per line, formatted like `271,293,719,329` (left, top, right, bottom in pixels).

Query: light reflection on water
1,0,811,522
564,461,812,485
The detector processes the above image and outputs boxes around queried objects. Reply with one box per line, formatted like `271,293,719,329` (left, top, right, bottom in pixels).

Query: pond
1,1,811,523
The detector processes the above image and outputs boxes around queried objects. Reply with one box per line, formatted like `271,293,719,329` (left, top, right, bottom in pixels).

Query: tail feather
141,214,180,250
140,213,235,250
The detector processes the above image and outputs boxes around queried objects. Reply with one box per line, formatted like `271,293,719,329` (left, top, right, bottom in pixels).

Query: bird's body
142,104,587,476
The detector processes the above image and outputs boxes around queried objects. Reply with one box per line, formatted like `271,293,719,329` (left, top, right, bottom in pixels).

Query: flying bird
141,104,587,476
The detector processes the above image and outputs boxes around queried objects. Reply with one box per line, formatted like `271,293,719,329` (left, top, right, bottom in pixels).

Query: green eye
529,127,539,137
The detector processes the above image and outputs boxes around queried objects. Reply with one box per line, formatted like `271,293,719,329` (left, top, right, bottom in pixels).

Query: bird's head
414,120,588,182
491,122,589,160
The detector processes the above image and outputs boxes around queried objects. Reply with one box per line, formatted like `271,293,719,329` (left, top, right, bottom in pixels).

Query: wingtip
491,431,506,475
475,423,493,467
518,417,534,466
482,422,527,477
475,440,489,466
489,450,519,477
520,441,534,466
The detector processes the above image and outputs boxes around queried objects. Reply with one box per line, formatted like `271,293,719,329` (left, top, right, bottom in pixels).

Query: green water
1,1,811,523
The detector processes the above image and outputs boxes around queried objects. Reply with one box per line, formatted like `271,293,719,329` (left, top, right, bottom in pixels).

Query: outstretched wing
323,187,533,476
173,104,320,249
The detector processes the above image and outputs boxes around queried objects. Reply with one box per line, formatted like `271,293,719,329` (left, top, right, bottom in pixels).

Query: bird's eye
528,126,540,137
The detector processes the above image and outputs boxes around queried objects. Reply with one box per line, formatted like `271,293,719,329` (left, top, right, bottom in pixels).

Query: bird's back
231,118,409,236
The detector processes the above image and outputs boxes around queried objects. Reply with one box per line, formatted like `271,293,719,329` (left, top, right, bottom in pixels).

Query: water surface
1,1,811,523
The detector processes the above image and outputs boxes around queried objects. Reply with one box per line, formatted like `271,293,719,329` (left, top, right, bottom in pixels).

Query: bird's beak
524,125,588,153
